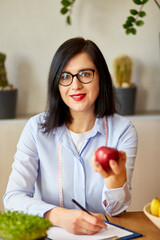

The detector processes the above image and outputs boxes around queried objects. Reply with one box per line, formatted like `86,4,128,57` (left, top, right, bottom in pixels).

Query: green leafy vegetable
0,211,52,240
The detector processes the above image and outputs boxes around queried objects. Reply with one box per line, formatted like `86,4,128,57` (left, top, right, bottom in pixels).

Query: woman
4,37,138,235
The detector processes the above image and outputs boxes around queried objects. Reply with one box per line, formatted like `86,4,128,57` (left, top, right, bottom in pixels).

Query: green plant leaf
123,24,127,29
125,27,137,35
133,0,149,4
61,0,71,8
60,0,75,25
124,21,133,28
131,28,137,34
60,7,69,14
127,16,135,23
130,9,138,15
126,29,132,34
133,0,143,5
139,11,146,17
141,0,149,4
66,15,71,24
136,20,144,26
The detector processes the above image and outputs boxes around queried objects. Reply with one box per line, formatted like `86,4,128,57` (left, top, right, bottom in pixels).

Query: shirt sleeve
102,182,131,216
3,117,55,217
102,118,138,216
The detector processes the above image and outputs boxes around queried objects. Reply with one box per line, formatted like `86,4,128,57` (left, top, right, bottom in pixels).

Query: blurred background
0,0,160,116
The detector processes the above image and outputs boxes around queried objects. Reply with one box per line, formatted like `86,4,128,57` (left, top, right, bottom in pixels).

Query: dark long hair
42,37,116,133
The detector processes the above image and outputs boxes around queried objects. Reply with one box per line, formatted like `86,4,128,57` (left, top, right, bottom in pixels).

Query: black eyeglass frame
59,69,96,87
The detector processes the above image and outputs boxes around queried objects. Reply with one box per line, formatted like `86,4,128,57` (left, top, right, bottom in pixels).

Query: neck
66,112,96,133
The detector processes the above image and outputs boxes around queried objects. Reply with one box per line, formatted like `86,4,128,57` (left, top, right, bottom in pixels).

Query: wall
0,120,25,211
127,116,160,211
0,116,160,212
0,0,160,116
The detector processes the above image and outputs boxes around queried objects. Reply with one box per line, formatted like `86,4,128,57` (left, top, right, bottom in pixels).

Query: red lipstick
70,93,86,101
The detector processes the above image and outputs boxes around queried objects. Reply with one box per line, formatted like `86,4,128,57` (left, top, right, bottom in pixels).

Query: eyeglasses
59,69,96,86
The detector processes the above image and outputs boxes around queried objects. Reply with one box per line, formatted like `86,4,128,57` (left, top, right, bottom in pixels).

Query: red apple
95,146,120,171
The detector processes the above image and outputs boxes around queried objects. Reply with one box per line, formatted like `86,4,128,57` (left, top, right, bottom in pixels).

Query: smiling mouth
70,93,86,101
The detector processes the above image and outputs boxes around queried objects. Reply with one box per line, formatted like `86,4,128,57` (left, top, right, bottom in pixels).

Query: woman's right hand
44,207,106,235
91,151,127,189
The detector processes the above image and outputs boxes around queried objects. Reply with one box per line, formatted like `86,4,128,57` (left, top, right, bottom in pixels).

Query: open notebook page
47,222,133,240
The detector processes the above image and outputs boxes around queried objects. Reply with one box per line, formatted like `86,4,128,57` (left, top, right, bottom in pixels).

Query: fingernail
95,162,99,167
111,159,116,165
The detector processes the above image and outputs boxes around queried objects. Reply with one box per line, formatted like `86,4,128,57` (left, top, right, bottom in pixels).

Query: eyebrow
62,68,96,74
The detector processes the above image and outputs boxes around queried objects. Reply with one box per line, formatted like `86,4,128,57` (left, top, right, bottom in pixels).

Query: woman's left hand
91,151,127,189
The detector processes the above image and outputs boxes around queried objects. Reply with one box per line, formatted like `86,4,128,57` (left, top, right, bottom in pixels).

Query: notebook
46,220,142,240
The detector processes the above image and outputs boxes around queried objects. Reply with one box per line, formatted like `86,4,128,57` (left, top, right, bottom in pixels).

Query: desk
107,211,160,239
44,212,159,240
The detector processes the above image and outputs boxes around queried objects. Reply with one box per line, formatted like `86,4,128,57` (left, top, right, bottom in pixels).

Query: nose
71,75,83,89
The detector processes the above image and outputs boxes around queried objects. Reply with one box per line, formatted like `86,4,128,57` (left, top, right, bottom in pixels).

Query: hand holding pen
45,199,107,235
72,199,108,234
72,199,109,222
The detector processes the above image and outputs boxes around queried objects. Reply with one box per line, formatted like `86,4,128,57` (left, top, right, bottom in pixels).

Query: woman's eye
79,71,90,78
61,73,70,80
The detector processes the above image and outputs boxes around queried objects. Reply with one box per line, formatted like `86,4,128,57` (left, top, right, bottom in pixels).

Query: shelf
0,114,34,124
0,112,160,124
126,112,160,121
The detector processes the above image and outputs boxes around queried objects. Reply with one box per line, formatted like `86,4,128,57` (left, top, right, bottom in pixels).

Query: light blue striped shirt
4,113,138,216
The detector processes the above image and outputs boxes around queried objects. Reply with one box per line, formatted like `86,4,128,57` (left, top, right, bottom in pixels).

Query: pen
72,198,110,222
72,199,92,215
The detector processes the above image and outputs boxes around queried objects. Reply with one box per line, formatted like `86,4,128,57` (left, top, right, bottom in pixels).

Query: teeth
73,95,83,98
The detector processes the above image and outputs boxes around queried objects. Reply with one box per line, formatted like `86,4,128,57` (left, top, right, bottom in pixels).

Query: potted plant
0,53,18,119
113,54,137,115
